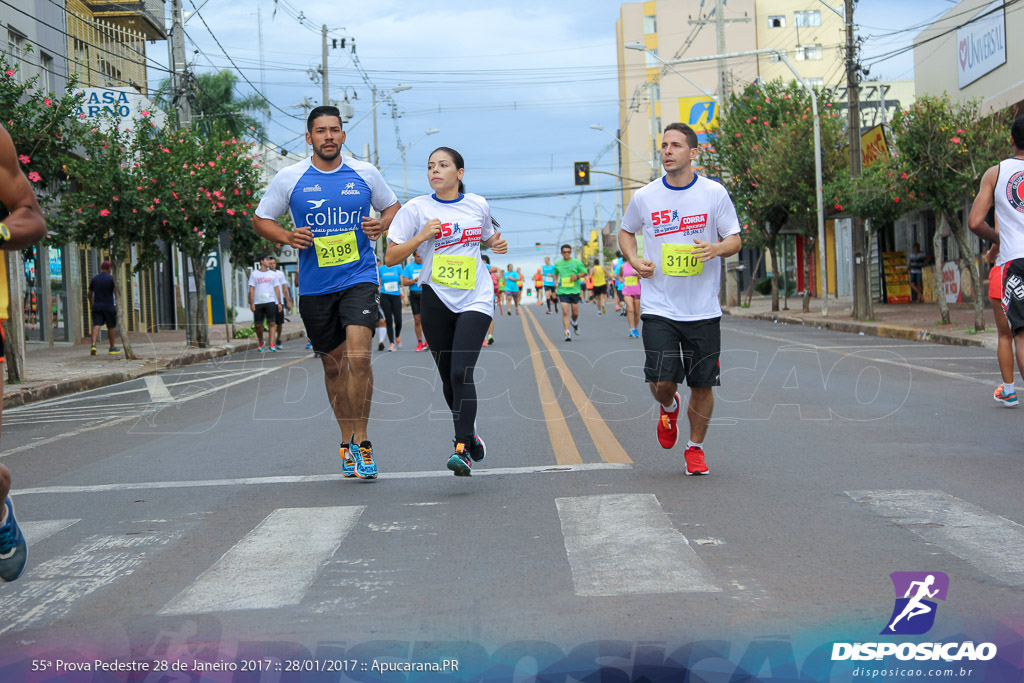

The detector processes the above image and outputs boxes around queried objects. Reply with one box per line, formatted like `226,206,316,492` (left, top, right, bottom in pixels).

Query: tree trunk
933,218,950,325
745,250,764,306
802,234,813,313
767,239,780,312
111,258,137,359
945,210,985,332
189,253,209,348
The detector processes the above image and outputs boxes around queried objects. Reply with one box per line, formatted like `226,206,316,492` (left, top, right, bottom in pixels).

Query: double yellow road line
519,308,632,466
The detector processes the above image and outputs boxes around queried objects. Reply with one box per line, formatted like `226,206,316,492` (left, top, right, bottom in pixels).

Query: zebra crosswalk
0,489,1021,637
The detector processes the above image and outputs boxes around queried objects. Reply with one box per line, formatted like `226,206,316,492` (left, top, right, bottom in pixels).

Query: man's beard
315,144,340,161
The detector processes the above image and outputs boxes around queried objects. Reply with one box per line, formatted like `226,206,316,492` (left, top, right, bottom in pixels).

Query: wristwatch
0,222,9,246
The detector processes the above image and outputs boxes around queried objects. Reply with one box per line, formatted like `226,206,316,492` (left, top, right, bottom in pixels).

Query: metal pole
170,0,191,127
812,92,828,316
372,87,379,167
647,80,659,181
321,25,329,105
402,145,407,204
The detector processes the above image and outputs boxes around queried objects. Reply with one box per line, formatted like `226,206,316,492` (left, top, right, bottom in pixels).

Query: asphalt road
1,302,1021,677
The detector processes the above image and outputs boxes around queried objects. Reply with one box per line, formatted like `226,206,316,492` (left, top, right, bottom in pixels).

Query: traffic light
574,161,590,186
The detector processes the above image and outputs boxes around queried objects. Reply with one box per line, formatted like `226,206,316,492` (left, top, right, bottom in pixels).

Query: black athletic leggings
420,285,492,442
380,293,403,344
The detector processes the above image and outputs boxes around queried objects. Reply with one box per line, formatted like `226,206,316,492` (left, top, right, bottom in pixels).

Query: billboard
957,0,1006,89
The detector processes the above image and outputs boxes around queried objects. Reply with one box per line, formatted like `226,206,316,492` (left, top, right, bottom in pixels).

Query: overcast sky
156,0,963,274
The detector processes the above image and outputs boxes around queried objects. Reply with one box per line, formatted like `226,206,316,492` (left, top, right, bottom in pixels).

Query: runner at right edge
618,122,741,476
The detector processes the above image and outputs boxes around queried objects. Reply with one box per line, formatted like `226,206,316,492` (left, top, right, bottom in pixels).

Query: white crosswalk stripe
556,493,720,596
0,527,184,636
159,506,366,615
19,519,80,544
847,490,1024,587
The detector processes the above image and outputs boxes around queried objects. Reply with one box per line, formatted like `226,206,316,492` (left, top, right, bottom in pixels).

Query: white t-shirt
621,174,740,321
387,193,496,316
994,158,1024,265
271,269,288,303
248,269,278,305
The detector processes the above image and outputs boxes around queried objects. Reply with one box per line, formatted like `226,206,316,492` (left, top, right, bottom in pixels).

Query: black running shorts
557,293,581,305
299,282,380,354
252,302,277,326
91,309,117,329
640,314,722,387
593,284,607,297
1002,258,1024,334
409,290,422,315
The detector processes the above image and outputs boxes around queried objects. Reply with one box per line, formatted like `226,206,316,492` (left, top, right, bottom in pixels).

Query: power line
185,1,300,121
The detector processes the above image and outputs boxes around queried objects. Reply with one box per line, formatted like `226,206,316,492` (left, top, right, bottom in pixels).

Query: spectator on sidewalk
0,121,49,582
908,243,930,303
248,254,282,352
89,260,121,356
269,256,291,348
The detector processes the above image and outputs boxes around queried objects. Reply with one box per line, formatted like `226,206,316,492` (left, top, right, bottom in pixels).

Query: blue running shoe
468,434,486,462
447,441,473,476
355,441,378,479
305,341,313,350
341,440,357,478
0,497,28,582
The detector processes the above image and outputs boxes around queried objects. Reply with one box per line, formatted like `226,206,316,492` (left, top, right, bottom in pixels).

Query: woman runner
621,260,642,338
378,255,404,351
385,147,508,476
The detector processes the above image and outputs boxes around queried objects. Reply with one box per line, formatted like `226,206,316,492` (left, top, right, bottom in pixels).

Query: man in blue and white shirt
254,105,400,480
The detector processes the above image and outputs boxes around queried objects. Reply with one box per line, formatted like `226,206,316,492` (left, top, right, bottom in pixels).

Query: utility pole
846,0,871,320
169,0,191,128
321,25,329,105
372,87,379,167
715,0,729,113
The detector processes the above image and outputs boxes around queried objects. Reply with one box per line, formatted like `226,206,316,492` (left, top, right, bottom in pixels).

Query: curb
724,310,990,348
3,328,306,409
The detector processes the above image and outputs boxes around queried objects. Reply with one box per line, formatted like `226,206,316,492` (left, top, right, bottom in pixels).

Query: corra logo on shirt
302,184,322,193
652,210,708,237
435,222,483,250
341,182,361,196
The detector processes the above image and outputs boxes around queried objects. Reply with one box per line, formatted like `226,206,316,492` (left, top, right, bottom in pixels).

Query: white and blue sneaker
355,441,378,479
0,497,28,582
341,440,358,478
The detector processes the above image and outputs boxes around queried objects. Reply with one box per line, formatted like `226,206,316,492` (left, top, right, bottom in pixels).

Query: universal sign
957,0,1006,89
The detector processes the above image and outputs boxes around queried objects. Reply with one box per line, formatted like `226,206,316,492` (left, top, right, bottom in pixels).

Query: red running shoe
657,392,680,449
684,446,709,476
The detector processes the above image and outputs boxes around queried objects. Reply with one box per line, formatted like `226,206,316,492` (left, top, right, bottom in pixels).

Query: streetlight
390,128,440,203
344,84,412,167
589,124,657,172
660,48,829,316
623,42,717,100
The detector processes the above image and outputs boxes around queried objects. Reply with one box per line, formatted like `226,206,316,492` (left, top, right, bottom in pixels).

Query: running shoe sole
447,453,472,476
469,434,486,462
993,387,1019,407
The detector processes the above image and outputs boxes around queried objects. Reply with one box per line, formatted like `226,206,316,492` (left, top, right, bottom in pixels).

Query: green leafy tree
153,70,266,139
147,123,263,347
705,80,845,311
0,57,81,209
48,113,165,359
890,94,1010,330
828,154,922,318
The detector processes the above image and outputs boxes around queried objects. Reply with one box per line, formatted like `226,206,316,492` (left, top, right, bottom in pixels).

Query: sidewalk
2,320,307,409
724,294,999,349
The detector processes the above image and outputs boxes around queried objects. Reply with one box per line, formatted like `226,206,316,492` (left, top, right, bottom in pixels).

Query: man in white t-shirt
619,122,741,476
268,256,291,347
248,255,283,352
